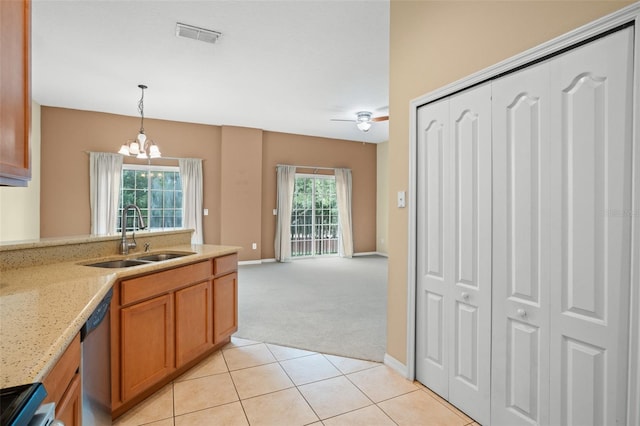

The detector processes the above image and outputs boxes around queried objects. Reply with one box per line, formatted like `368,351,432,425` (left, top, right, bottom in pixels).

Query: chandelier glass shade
118,84,161,159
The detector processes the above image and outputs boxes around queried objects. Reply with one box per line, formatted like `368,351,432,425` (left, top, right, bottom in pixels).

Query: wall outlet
252,243,257,250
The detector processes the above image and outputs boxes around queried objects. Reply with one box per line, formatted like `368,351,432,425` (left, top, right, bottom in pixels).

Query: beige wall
40,107,222,243
0,102,41,242
260,131,377,259
377,141,388,254
220,126,263,261
37,107,377,261
386,0,633,364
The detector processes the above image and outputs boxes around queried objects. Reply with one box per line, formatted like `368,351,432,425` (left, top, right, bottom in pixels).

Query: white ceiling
31,0,390,144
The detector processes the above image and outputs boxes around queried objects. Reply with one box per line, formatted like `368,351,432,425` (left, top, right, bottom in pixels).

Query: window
118,164,183,232
290,174,339,257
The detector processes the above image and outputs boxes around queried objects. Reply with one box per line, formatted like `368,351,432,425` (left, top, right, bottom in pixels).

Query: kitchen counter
0,241,240,389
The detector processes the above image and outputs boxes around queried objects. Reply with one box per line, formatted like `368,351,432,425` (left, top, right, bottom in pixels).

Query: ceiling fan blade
330,118,356,122
371,115,389,122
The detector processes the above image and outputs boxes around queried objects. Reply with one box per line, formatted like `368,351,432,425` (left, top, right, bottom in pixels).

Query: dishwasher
80,288,113,426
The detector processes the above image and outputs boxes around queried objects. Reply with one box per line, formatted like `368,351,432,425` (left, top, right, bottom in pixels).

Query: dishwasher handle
81,288,113,341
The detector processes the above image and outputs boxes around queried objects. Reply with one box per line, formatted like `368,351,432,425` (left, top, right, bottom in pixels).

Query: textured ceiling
31,0,390,143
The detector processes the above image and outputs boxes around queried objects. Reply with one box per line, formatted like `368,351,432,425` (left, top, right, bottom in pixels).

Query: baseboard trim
384,353,409,378
354,251,387,257
238,260,262,265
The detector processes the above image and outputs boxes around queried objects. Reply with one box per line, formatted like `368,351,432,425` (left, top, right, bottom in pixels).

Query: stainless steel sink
85,259,150,268
134,252,194,262
82,251,195,268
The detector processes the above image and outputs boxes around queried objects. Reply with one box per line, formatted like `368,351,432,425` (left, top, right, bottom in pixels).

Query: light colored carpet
235,255,387,362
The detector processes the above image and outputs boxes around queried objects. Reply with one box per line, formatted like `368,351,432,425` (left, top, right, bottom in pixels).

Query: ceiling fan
331,111,389,132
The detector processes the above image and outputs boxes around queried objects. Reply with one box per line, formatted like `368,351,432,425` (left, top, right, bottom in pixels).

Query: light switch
203,208,209,216
397,191,406,208
273,209,277,215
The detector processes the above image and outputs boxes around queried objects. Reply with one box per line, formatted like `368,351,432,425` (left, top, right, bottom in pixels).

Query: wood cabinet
175,280,213,366
0,0,31,186
43,333,81,426
214,272,238,344
111,253,239,418
121,293,174,401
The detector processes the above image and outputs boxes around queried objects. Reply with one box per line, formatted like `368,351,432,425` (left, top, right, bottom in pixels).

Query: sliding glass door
290,174,338,257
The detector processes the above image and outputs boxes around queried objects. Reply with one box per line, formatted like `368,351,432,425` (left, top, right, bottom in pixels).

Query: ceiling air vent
175,22,222,44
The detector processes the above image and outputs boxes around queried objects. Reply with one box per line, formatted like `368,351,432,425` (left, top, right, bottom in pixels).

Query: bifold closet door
547,27,633,426
491,27,634,426
491,56,552,426
416,83,492,425
416,98,451,398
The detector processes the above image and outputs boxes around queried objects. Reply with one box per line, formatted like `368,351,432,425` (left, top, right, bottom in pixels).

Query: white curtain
274,165,297,262
335,168,353,258
179,158,204,244
89,152,123,235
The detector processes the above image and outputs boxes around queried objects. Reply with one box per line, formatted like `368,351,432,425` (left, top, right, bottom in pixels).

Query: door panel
448,83,492,425
549,27,633,425
562,337,605,425
492,60,550,426
416,98,451,398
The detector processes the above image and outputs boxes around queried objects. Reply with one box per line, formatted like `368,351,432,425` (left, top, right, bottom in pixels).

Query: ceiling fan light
357,121,372,132
356,111,372,123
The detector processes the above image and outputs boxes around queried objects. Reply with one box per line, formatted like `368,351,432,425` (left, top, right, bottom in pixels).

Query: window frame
118,163,183,232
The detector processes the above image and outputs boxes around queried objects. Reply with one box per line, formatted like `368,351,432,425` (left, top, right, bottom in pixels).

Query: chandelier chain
138,86,145,134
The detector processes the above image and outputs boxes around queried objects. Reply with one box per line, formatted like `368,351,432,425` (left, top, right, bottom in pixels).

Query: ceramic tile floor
113,337,479,426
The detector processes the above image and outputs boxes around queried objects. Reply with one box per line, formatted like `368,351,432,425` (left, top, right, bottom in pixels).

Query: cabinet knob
517,308,527,318
461,292,469,301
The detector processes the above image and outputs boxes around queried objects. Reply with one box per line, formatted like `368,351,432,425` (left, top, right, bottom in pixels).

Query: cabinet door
121,293,174,401
213,272,238,344
56,373,81,426
491,60,551,426
548,27,633,426
175,280,213,367
0,0,31,186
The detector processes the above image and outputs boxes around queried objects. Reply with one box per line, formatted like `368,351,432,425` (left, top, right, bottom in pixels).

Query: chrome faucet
120,204,146,255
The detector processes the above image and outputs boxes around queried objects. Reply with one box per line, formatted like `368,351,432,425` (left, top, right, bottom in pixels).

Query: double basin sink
83,251,195,268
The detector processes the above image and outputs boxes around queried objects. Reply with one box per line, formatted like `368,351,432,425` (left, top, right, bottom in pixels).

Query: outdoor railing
290,233,338,257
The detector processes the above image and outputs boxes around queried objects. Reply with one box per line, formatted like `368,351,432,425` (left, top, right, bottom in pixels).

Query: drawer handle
461,292,469,301
517,308,527,318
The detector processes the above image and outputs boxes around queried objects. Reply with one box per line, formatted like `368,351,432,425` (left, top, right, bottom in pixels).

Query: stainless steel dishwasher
80,288,113,426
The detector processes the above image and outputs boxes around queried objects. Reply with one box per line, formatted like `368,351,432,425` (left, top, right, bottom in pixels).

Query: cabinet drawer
213,254,238,277
121,261,211,305
43,333,80,406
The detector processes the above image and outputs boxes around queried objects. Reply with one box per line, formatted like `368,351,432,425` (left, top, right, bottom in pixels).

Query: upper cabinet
0,0,31,186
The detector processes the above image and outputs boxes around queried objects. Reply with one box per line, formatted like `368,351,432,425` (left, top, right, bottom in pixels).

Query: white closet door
548,27,633,426
491,61,551,426
416,98,452,398
448,83,493,425
416,83,492,425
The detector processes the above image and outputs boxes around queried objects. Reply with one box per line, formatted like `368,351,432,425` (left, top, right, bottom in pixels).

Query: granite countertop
0,243,240,389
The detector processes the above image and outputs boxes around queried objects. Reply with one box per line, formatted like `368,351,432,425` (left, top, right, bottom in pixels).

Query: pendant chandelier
118,84,161,159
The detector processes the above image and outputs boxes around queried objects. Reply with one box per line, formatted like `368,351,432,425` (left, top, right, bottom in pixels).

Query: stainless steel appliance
80,288,112,426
